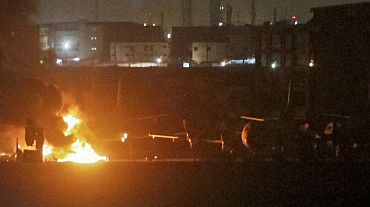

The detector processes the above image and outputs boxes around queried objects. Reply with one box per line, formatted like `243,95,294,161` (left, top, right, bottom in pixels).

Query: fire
42,110,107,163
63,114,80,136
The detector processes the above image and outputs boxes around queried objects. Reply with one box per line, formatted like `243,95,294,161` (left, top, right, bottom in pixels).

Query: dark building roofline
310,2,370,12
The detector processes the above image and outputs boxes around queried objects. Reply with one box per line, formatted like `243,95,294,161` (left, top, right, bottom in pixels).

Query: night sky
36,0,368,30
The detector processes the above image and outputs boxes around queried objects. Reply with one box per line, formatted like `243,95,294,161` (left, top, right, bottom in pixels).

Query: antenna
251,0,256,25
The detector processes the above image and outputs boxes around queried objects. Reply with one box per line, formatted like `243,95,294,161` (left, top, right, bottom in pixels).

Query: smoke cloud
0,70,73,152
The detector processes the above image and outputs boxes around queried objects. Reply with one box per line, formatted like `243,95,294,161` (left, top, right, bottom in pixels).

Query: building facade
39,21,167,67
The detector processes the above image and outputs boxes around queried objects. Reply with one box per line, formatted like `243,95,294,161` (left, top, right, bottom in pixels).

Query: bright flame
42,111,107,163
63,114,80,135
57,138,107,163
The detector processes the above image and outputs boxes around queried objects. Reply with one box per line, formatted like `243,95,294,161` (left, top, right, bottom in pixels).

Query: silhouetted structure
309,2,370,115
0,0,39,70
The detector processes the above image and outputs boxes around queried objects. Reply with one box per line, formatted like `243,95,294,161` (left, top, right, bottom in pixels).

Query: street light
63,41,70,50
271,61,277,69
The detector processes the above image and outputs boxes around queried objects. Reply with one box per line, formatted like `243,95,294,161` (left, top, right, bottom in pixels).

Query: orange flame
42,109,107,163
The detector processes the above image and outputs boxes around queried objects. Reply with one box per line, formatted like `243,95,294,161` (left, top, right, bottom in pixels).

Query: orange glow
42,109,107,163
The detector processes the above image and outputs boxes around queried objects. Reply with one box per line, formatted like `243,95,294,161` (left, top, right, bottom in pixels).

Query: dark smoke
0,70,73,151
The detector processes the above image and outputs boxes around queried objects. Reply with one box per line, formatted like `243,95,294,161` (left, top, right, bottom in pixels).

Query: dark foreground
1,160,369,207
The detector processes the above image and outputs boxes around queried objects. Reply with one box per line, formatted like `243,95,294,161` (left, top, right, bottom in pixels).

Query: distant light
154,155,158,159
221,61,227,67
218,22,223,27
156,57,162,63
294,21,298,25
167,33,171,39
271,61,277,69
291,15,297,21
152,24,156,26
72,57,80,62
220,6,224,10
144,23,147,26
309,60,315,67
245,57,256,64
56,58,63,65
121,133,128,143
183,62,190,68
91,47,97,51
63,41,70,50
40,60,44,65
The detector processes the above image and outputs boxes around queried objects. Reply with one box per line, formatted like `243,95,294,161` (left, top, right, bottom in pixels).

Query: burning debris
0,70,107,163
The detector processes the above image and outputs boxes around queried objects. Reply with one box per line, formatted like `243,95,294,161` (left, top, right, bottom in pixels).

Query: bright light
152,24,156,26
63,41,70,50
271,61,277,69
144,23,147,26
220,6,224,10
183,62,190,68
40,60,44,64
218,22,223,27
56,58,63,65
156,57,162,63
57,138,107,163
221,61,227,67
167,33,171,39
309,60,315,67
91,47,97,51
121,133,128,143
72,57,80,62
294,21,298,25
63,114,80,136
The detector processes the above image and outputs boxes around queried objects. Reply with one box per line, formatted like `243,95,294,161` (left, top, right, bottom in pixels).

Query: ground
1,160,369,206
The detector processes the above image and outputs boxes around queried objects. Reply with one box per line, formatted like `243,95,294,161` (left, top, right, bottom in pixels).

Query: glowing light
72,57,80,62
221,61,226,67
152,24,156,26
144,23,147,26
40,60,44,64
63,114,80,136
271,61,277,69
218,22,223,27
57,138,107,163
309,60,315,67
156,57,162,63
121,133,128,143
56,58,63,65
167,33,171,39
183,62,190,68
63,41,70,50
41,112,108,163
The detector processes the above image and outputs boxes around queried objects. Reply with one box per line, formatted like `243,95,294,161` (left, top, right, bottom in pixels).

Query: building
39,22,168,67
256,22,310,71
309,2,370,114
171,26,229,67
106,22,168,67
